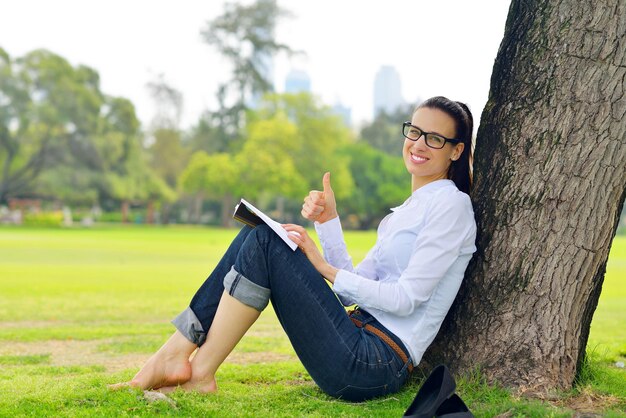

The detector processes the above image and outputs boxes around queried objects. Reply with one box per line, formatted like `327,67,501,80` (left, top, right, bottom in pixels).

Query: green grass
0,225,624,417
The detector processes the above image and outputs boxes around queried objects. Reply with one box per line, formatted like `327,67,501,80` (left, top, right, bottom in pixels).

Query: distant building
332,102,352,127
285,69,311,93
373,65,405,117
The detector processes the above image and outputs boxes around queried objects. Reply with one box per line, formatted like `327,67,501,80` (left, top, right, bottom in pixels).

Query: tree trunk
221,193,234,227
192,194,203,224
161,203,171,225
121,201,129,224
423,0,626,392
146,200,154,224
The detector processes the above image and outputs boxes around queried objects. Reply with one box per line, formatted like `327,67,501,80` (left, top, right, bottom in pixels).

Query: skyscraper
332,101,352,127
373,65,405,117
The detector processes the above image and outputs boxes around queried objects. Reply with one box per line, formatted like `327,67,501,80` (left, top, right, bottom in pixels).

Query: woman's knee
246,224,291,256
247,224,273,242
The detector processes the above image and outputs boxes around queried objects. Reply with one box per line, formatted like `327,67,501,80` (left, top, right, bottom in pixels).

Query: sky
0,0,512,130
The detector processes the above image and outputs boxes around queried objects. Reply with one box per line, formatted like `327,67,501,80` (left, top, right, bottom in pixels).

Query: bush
98,210,148,223
98,212,124,223
22,211,64,227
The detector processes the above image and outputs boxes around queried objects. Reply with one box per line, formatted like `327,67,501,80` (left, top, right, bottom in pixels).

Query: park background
1,0,624,416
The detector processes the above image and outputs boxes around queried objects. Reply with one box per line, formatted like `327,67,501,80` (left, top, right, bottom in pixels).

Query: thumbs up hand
301,172,338,224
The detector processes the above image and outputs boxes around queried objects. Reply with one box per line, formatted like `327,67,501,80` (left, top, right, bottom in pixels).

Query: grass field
0,225,624,417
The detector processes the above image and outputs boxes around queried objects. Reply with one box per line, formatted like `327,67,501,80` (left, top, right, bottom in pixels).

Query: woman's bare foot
109,352,193,390
109,331,196,390
158,376,218,394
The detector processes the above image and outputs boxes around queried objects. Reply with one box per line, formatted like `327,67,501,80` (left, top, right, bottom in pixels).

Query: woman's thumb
322,172,333,195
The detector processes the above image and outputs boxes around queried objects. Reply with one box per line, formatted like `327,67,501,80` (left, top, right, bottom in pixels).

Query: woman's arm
333,193,477,316
282,224,338,282
283,221,379,307
314,216,380,280
300,171,380,281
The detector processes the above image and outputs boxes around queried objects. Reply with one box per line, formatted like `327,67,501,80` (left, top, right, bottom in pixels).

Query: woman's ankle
156,331,197,360
188,375,218,393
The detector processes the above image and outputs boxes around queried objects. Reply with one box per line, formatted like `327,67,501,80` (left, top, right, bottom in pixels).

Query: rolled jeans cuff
171,306,207,346
223,266,270,312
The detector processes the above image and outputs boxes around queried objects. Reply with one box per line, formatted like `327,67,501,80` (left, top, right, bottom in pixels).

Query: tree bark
423,0,626,392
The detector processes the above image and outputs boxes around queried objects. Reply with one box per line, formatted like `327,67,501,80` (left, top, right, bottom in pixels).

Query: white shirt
314,179,477,365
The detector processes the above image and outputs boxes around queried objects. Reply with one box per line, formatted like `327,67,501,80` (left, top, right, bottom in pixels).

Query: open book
233,198,298,251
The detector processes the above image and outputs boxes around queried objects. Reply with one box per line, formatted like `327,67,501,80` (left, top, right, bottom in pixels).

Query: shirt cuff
314,216,344,247
332,269,360,301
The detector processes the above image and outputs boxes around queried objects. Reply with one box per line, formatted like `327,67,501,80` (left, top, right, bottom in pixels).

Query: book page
240,199,298,251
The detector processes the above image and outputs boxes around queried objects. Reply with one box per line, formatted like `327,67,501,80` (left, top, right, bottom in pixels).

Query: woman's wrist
320,263,339,283
318,212,339,224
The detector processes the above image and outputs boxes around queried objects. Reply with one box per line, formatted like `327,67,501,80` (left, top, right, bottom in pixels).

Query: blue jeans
172,225,412,402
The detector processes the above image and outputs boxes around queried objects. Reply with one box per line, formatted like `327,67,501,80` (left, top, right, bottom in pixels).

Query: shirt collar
391,179,455,211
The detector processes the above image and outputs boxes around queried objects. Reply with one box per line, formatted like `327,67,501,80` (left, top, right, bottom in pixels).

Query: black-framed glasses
402,121,461,149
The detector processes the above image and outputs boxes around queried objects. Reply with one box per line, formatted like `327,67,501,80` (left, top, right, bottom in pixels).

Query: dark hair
415,96,474,194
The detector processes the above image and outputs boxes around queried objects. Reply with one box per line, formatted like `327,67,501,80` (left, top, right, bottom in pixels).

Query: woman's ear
451,143,465,161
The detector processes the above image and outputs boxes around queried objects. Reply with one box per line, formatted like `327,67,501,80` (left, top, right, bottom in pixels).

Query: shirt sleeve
314,216,381,306
332,192,476,316
314,216,379,280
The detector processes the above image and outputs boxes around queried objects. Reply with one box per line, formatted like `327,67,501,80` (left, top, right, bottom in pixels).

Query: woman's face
403,107,465,191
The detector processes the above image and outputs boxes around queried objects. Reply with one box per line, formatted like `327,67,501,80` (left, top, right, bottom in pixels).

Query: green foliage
200,0,295,151
0,49,173,206
178,92,359,225
35,166,100,205
97,211,125,223
185,114,229,154
253,92,355,199
22,211,63,227
179,151,239,199
202,0,293,107
360,104,417,155
339,142,410,229
236,112,306,200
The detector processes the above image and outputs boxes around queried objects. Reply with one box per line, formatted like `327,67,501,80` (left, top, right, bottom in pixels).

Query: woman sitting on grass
111,96,477,402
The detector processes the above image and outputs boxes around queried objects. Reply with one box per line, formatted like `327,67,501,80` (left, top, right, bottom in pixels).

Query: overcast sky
1,0,511,129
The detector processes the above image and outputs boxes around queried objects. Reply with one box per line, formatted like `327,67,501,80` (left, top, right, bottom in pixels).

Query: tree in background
200,0,295,152
185,114,225,155
91,96,175,221
147,128,189,190
146,73,183,130
254,93,354,199
0,48,172,216
423,0,626,392
359,104,418,156
235,111,307,220
180,92,354,226
0,48,101,203
339,142,409,229
179,151,237,225
145,75,189,190
143,75,189,223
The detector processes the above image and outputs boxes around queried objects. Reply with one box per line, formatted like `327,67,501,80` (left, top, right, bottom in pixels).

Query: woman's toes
107,382,130,390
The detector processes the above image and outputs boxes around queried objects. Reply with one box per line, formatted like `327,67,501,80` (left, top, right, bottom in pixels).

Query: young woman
111,96,477,402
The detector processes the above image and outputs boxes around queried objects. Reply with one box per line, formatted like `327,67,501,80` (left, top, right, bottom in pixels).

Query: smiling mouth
410,153,429,163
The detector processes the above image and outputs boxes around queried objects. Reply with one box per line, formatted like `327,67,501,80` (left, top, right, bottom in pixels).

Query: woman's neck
411,174,448,192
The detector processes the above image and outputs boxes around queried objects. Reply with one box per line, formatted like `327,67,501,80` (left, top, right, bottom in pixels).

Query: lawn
0,225,624,417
